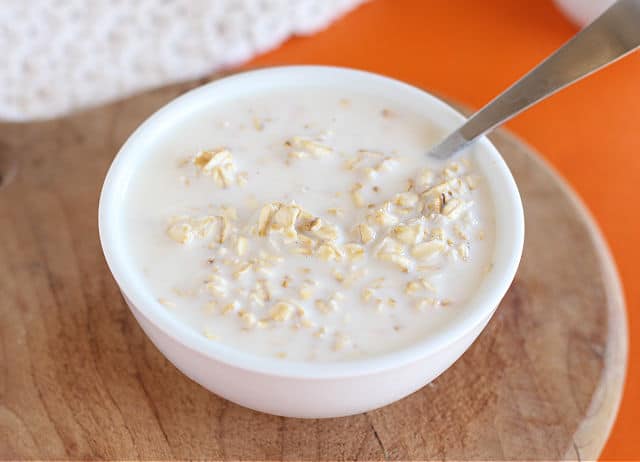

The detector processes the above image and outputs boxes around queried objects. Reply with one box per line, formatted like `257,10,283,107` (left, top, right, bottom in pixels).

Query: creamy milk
123,88,495,361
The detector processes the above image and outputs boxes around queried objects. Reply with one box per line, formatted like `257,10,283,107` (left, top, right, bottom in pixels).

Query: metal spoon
429,0,640,160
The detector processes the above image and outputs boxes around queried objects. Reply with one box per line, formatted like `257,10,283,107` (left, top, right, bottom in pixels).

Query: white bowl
99,66,524,418
554,0,614,26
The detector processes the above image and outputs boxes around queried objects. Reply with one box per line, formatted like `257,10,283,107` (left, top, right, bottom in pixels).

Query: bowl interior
99,66,524,378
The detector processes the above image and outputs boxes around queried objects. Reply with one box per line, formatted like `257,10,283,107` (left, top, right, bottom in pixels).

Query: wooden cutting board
0,79,627,461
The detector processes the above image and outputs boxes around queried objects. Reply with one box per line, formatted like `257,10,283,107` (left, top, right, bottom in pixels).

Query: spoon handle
430,0,640,160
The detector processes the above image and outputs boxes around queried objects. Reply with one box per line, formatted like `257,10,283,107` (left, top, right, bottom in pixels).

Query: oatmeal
124,88,495,361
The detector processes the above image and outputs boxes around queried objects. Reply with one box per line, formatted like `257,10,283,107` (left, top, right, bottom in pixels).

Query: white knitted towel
0,0,365,121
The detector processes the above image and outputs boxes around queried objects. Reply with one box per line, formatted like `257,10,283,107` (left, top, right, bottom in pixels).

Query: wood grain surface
0,80,627,460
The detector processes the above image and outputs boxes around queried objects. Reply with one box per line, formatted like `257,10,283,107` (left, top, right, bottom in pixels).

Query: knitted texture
0,0,365,120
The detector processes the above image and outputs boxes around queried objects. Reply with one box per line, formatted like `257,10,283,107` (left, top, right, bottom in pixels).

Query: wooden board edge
488,130,628,462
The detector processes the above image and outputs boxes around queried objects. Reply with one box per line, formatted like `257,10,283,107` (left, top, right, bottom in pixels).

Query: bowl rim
99,65,524,379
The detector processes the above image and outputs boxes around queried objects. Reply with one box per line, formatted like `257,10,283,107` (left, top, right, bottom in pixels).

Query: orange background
244,0,639,459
